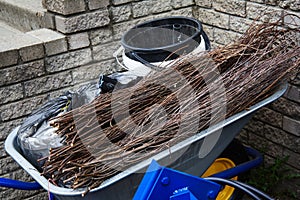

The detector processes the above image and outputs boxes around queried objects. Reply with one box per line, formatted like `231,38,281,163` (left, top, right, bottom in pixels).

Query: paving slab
0,21,42,52
0,0,53,32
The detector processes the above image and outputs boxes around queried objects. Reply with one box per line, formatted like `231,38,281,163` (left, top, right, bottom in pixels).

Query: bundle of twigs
40,16,300,193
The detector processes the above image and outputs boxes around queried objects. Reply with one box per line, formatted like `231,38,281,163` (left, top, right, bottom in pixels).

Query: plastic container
5,84,287,200
118,17,210,76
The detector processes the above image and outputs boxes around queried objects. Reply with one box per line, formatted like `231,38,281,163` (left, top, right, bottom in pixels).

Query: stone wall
192,0,299,196
0,0,299,199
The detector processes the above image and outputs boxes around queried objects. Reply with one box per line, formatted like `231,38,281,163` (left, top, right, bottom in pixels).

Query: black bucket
121,16,210,64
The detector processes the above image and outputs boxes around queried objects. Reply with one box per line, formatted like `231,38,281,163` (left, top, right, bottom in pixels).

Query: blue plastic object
133,160,222,200
169,188,199,200
0,178,42,190
210,146,263,179
0,178,55,200
134,147,263,200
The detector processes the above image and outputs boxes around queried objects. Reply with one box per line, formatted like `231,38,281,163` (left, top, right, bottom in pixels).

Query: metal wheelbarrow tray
5,84,287,200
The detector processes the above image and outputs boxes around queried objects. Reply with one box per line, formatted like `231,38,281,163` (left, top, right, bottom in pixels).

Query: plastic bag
17,93,72,169
107,71,142,90
70,82,100,110
98,75,118,93
17,83,101,170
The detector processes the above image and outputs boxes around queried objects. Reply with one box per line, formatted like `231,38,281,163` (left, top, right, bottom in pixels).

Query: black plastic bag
17,84,101,170
16,93,72,169
70,82,100,110
98,75,118,93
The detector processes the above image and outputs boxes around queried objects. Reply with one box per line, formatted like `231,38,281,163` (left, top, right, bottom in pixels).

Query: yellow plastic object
202,158,238,200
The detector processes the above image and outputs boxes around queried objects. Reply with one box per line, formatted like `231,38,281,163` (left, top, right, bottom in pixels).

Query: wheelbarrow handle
210,146,263,179
0,177,42,190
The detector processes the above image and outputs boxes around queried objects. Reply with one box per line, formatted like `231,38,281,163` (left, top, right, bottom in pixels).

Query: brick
283,148,300,170
169,7,194,17
229,16,254,33
209,42,222,50
279,0,300,11
236,128,248,143
269,97,300,120
42,0,86,15
246,2,283,22
263,154,276,166
113,20,136,40
147,12,171,19
43,12,56,30
112,0,132,5
152,0,172,13
45,48,92,72
284,85,300,103
253,107,283,128
0,119,22,140
195,0,212,8
244,119,265,137
0,60,44,86
67,32,90,50
151,7,193,18
55,9,110,34
24,192,48,200
0,95,48,121
0,187,43,200
90,27,113,46
214,28,241,45
283,116,300,136
171,0,194,9
195,7,229,29
19,43,44,62
24,72,73,97
111,4,132,23
264,141,285,158
8,169,35,183
72,59,121,84
0,141,7,158
132,0,153,18
0,157,20,175
213,0,246,17
0,84,23,104
248,133,284,158
88,0,110,10
0,50,18,68
27,28,67,56
93,41,120,61
264,125,300,153
202,24,214,42
112,16,154,40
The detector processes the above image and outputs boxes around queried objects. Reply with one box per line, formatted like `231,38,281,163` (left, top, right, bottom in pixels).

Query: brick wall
194,0,300,196
0,0,299,199
193,0,300,163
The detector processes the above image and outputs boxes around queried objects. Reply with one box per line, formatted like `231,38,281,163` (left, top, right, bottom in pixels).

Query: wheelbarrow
1,83,287,200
